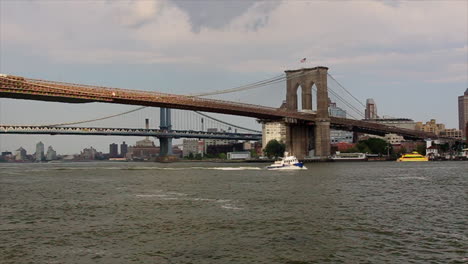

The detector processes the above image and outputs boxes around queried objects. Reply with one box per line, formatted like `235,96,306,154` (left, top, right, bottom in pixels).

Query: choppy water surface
1,161,466,263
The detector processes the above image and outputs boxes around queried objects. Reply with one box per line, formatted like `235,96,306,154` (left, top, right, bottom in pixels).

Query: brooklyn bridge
0,66,449,159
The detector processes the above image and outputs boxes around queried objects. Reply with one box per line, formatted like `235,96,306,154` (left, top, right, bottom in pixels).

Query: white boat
330,152,367,161
266,153,307,170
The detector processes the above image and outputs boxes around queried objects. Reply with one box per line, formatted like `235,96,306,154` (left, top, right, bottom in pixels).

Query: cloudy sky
0,0,467,154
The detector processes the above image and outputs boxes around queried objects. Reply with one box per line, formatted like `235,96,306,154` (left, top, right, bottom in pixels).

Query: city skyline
0,0,466,153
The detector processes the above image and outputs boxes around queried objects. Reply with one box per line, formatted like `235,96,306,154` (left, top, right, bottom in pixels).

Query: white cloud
1,0,466,80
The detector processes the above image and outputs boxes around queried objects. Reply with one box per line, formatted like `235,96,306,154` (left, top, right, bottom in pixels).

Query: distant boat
109,157,128,162
397,152,428,162
330,152,367,161
266,153,307,170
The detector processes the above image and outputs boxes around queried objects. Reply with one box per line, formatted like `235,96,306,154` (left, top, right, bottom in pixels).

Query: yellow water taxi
397,152,428,162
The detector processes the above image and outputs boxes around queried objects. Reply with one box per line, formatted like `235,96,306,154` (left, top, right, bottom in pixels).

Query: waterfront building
35,141,44,162
384,133,405,145
365,98,378,120
1,151,12,157
440,128,463,139
206,142,244,156
45,146,57,161
331,142,356,153
330,130,353,143
262,122,287,149
182,139,204,157
15,147,27,161
204,128,237,154
109,143,118,158
120,141,128,158
459,88,468,134
81,147,98,160
426,145,439,158
415,119,445,135
128,138,159,160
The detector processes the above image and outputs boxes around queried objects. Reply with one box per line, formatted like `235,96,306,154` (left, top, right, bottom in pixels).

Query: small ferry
266,153,307,170
330,152,367,161
397,152,428,162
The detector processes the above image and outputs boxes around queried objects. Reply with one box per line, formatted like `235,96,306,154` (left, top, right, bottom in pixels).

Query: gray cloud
172,0,279,32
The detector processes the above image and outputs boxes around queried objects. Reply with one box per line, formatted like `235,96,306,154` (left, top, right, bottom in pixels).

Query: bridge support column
314,120,330,158
158,108,176,161
314,67,330,158
285,123,314,159
284,66,331,158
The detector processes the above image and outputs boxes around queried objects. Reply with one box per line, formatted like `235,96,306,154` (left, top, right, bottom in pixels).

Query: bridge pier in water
158,107,177,161
284,67,331,159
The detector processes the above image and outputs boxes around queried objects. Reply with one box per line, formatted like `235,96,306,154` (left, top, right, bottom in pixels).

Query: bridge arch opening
311,83,318,112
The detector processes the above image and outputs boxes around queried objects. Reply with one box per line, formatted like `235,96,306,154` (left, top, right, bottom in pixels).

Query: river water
0,161,466,263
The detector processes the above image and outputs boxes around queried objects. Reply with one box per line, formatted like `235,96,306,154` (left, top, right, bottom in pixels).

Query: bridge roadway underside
0,125,262,141
0,76,440,141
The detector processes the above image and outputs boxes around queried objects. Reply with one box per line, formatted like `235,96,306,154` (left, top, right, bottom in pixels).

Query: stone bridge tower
284,66,330,159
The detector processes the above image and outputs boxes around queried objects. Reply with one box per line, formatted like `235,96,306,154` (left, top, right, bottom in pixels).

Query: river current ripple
1,161,466,263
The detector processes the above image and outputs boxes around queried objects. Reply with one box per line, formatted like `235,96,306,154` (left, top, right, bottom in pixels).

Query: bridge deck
0,74,447,140
0,125,262,140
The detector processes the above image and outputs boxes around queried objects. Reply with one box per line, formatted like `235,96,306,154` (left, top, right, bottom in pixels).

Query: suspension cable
35,70,313,127
327,87,365,118
327,73,366,108
193,111,261,133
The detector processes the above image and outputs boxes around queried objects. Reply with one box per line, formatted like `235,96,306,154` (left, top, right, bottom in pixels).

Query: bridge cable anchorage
327,73,366,108
26,70,314,127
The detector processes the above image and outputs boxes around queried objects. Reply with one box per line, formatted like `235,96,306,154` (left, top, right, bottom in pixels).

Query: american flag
300,58,306,63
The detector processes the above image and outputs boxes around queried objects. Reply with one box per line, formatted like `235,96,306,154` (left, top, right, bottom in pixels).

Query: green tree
440,143,450,153
416,143,426,156
218,153,227,159
356,138,388,155
263,139,285,158
366,138,388,154
398,146,407,155
187,152,194,160
356,142,372,153
250,149,258,158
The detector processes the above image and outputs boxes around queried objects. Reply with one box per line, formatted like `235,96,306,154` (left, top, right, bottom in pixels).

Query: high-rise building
329,101,346,118
458,88,468,134
365,98,378,120
15,147,27,161
81,147,98,160
120,141,128,158
329,100,353,143
46,146,57,161
35,141,44,161
182,139,204,157
261,122,287,149
109,143,119,158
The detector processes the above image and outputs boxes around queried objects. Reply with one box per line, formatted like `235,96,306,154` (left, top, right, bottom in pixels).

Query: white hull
330,157,367,161
267,165,307,170
330,152,367,161
266,154,307,170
